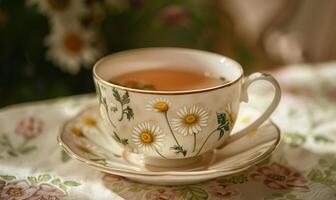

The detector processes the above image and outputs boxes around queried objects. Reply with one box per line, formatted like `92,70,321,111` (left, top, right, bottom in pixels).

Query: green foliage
307,158,336,190
282,133,306,148
0,175,16,181
0,134,37,157
38,174,52,182
112,88,134,121
18,146,37,154
28,176,38,184
217,173,248,185
314,135,334,144
170,145,187,156
112,131,129,145
51,177,81,194
64,180,81,187
61,150,71,162
216,112,231,140
111,182,126,193
173,185,208,200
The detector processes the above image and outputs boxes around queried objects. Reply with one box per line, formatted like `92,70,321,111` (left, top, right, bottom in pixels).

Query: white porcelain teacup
93,48,281,167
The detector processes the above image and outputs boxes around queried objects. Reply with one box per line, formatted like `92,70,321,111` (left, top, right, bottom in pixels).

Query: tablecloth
1,62,336,200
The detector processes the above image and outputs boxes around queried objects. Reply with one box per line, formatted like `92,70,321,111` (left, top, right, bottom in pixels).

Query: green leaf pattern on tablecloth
280,102,336,148
0,116,43,158
307,157,336,191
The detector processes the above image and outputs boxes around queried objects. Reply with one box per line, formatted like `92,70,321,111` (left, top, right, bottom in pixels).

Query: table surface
1,63,336,200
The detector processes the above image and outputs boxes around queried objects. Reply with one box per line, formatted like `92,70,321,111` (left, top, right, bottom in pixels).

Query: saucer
58,105,280,185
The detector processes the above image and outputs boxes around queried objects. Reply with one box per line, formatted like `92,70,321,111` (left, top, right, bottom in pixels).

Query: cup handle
227,72,281,143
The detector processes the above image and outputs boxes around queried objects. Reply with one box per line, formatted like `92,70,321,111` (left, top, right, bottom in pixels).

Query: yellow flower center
63,33,84,54
184,114,198,124
47,0,69,11
84,117,96,127
27,125,34,132
140,132,154,144
154,102,169,112
71,127,84,137
7,188,23,197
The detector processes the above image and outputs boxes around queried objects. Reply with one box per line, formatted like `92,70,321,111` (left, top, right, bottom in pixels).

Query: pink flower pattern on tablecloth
28,183,65,200
0,180,39,200
15,117,43,140
145,188,177,200
102,174,125,182
0,180,5,193
209,184,240,199
250,162,309,191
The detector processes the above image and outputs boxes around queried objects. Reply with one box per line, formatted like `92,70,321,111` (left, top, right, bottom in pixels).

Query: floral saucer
58,105,280,185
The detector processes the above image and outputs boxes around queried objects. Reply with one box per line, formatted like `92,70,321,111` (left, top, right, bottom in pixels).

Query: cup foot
123,151,211,169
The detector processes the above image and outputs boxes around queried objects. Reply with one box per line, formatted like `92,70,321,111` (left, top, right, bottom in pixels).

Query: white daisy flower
171,105,209,136
27,0,88,19
132,122,165,152
45,21,101,74
146,98,171,112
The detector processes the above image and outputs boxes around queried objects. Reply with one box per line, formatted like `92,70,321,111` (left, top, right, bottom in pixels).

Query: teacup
93,48,281,167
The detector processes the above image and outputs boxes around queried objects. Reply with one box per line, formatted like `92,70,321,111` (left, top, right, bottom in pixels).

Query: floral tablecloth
1,62,336,200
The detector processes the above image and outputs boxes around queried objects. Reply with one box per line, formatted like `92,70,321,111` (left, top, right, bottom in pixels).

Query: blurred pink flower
102,174,125,182
250,162,309,191
209,184,240,199
159,5,190,27
15,117,43,140
145,188,177,200
28,183,65,200
1,179,38,200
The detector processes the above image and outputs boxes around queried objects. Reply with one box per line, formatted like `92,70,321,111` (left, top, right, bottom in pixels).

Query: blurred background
1,0,336,107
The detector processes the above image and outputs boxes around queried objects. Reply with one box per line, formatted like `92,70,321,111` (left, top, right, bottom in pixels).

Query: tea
109,68,226,91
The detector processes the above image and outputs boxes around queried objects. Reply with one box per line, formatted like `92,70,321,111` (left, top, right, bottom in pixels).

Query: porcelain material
92,48,281,166
58,105,281,185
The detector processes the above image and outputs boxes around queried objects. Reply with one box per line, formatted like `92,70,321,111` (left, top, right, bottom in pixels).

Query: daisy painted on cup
171,105,209,152
132,122,166,158
146,97,187,157
146,97,171,113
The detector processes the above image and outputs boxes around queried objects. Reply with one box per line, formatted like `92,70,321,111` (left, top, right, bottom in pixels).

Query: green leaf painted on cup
216,112,231,140
112,88,134,122
124,106,134,120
